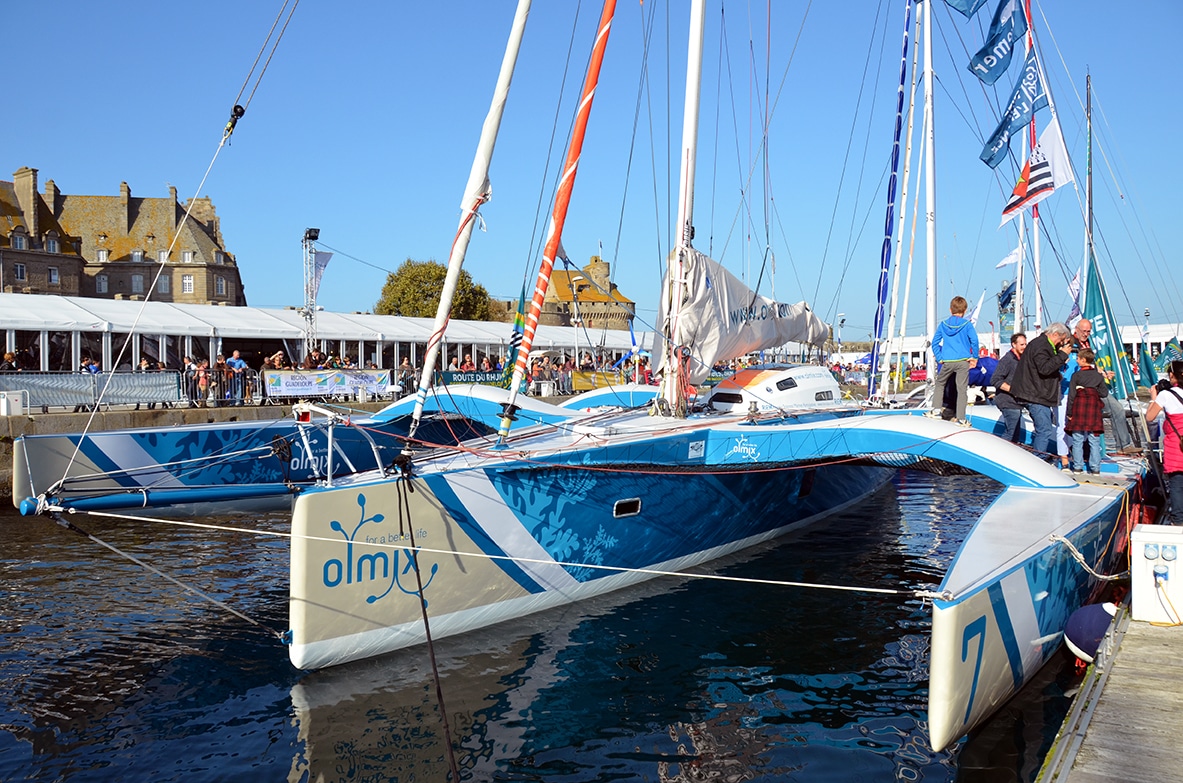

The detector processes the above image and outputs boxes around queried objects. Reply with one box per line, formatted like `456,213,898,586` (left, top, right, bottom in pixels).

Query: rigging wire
55,0,303,492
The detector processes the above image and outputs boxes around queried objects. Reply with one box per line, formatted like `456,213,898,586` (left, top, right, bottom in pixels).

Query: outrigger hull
926,472,1138,751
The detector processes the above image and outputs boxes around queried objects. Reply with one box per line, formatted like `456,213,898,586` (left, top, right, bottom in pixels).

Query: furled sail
657,248,828,384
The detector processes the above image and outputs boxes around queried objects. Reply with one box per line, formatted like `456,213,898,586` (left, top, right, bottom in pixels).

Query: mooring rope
48,512,285,641
69,507,934,599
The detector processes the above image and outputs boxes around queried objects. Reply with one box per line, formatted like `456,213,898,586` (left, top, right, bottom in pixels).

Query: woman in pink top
1146,360,1183,525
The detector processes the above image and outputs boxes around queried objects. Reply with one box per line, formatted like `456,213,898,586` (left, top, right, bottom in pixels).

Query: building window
183,250,194,264
47,238,59,254
158,274,170,294
131,250,144,263
182,274,194,294
132,274,145,294
11,234,26,250
49,267,60,285
96,248,109,263
215,276,226,296
14,263,27,281
215,251,224,264
96,274,108,294
158,250,169,264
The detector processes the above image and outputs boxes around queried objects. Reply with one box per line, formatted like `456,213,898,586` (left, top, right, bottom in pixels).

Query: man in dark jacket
1010,322,1072,458
990,332,1027,442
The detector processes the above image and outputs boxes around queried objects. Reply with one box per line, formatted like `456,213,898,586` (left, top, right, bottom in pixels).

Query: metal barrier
0,371,183,410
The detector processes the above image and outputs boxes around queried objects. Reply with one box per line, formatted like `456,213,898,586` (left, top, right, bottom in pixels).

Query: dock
1039,606,1183,781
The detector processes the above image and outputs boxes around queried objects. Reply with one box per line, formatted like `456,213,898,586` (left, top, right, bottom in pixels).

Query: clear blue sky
5,1,1179,342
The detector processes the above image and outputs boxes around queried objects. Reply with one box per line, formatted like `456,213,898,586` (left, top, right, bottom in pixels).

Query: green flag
1081,251,1136,399
1153,337,1182,374
1138,337,1159,388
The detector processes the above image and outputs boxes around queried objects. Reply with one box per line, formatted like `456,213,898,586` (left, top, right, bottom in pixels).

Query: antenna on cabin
300,228,322,360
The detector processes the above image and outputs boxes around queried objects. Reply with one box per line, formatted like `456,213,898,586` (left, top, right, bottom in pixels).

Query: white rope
1050,533,1128,582
77,508,919,598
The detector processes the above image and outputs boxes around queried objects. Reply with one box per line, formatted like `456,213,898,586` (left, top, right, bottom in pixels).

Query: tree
374,258,493,320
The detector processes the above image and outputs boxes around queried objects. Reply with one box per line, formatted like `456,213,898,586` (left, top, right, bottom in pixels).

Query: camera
1156,378,1173,393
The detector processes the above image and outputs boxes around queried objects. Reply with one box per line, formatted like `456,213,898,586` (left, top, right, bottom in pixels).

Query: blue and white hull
288,406,892,669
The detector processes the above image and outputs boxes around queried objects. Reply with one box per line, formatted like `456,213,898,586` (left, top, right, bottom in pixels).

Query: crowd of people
925,296,1183,525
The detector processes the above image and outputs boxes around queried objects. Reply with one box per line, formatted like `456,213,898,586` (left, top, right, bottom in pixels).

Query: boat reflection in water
286,473,1032,781
0,474,1074,781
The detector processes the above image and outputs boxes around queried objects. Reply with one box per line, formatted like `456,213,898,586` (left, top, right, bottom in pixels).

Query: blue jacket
932,316,979,364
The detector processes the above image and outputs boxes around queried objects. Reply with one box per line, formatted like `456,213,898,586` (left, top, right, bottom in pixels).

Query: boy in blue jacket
926,296,979,426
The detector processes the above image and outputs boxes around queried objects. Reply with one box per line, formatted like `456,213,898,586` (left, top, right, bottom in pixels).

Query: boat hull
927,474,1138,750
288,458,891,669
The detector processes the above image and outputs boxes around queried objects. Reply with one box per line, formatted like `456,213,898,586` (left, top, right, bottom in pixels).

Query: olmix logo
321,492,436,604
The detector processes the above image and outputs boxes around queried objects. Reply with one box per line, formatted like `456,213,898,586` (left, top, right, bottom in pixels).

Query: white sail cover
658,248,829,384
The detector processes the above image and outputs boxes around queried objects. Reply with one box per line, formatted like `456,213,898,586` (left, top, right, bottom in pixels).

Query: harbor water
0,472,1080,781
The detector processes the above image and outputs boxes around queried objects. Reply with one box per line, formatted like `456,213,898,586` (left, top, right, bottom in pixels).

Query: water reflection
0,473,1075,781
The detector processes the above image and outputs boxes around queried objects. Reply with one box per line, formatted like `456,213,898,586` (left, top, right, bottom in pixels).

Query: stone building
0,167,246,305
490,256,635,329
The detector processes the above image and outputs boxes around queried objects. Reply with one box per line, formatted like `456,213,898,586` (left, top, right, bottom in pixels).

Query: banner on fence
262,369,392,398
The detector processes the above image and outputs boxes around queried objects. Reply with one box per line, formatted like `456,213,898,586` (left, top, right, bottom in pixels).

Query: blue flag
997,279,1016,311
980,48,1048,168
1081,251,1136,400
968,0,1028,85
945,0,989,18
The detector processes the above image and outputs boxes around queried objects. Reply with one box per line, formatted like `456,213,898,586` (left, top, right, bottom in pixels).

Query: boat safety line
48,512,285,642
76,508,929,599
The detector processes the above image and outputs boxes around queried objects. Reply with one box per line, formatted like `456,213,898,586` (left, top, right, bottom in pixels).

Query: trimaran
16,0,1153,755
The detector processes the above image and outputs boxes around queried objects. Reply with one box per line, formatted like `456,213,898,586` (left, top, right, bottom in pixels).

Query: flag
945,0,989,18
1066,266,1082,321
997,279,1016,311
968,0,1028,85
502,284,527,387
968,289,986,326
1138,333,1160,389
311,251,333,299
981,48,1048,168
1081,252,1136,399
1154,337,1183,374
1000,119,1073,226
995,246,1021,268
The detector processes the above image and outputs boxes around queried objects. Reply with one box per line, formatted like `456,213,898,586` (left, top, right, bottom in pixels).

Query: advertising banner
262,369,391,399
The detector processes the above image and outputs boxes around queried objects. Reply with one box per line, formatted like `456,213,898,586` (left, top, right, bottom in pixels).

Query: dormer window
11,233,26,250
46,236,59,254
96,248,109,263
158,250,169,264
183,250,194,264
131,249,144,263
215,251,224,265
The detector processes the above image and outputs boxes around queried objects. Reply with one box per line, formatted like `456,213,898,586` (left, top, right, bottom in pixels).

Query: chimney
119,181,131,235
44,179,60,219
168,185,178,226
13,167,39,241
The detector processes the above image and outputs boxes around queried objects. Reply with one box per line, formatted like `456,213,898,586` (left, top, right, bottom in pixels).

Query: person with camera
1145,361,1183,525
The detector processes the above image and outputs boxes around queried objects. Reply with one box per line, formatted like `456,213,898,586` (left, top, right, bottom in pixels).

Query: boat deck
1039,608,1183,781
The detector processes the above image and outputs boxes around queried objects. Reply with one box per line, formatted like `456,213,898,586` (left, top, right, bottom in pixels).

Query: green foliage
373,258,493,319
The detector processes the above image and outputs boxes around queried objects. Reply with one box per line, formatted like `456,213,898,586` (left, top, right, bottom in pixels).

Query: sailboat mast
1086,73,1093,260
660,0,707,416
408,0,532,439
1027,0,1042,331
869,0,913,400
922,0,937,401
498,0,618,439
